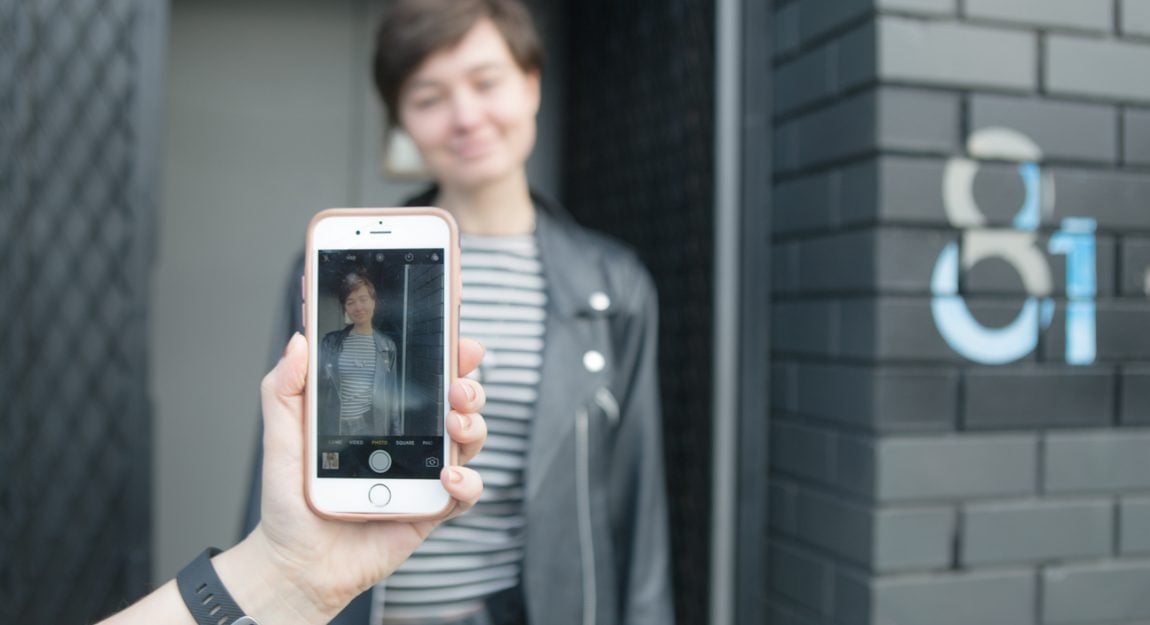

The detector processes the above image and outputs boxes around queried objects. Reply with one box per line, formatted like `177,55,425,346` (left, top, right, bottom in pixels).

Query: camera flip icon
425,456,440,468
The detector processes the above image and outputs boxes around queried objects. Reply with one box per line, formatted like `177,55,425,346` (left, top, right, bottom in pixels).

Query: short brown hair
339,270,376,307
372,0,545,125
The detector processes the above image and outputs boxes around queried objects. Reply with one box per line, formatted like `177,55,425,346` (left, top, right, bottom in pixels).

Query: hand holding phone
304,208,461,520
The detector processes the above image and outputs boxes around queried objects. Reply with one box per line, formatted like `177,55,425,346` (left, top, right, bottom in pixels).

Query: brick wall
768,1,1150,623
400,263,444,435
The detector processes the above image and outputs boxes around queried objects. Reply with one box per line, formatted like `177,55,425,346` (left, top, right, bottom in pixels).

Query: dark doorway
561,2,716,623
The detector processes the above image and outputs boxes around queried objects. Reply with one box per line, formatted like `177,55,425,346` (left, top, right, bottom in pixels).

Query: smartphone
304,207,460,520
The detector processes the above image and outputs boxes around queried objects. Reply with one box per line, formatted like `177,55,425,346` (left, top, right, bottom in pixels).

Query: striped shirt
377,233,546,622
338,332,377,419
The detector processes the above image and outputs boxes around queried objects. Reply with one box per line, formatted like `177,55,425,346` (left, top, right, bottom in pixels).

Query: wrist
211,528,344,625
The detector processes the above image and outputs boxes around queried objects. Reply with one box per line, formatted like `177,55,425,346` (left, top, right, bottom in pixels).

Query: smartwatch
176,548,261,625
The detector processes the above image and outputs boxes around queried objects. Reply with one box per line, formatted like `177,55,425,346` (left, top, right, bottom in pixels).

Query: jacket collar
531,201,608,320
405,186,609,319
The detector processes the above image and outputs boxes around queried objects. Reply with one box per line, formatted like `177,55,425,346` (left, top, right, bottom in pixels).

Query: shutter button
583,350,606,372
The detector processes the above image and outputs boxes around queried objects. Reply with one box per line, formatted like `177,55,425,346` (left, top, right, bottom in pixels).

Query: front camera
355,230,361,235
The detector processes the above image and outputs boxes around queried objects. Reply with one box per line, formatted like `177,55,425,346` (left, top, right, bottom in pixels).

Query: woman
375,2,674,624
249,1,673,624
319,270,400,436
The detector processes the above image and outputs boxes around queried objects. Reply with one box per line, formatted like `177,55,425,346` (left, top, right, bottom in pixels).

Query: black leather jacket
244,195,674,625
318,326,401,436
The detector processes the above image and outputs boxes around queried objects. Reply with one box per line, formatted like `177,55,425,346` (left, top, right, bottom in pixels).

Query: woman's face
344,285,376,325
397,18,540,191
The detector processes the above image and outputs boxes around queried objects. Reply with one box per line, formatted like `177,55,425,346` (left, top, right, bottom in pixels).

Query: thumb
263,333,308,403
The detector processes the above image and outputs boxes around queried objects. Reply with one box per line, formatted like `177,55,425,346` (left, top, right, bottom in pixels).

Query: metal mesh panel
561,2,715,623
0,1,153,622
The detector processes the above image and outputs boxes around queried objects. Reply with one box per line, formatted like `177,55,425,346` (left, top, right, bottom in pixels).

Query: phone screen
314,247,445,479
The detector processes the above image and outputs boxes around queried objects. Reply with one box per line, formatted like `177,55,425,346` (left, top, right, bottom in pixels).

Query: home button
368,484,391,507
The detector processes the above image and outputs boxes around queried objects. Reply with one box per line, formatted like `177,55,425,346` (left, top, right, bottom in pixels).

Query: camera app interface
316,248,445,479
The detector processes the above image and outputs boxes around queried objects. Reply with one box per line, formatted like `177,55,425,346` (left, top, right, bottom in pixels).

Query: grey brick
796,490,955,572
773,300,836,355
966,0,1112,32
771,421,837,484
1094,302,1150,360
794,87,960,169
963,367,1115,429
850,156,948,227
1122,367,1150,424
796,490,873,564
876,434,1038,502
792,93,874,170
877,17,1037,91
962,499,1112,566
774,1,800,58
794,226,956,295
876,228,953,292
1049,167,1150,231
1048,35,1150,103
1045,430,1150,493
769,481,800,535
798,231,874,292
876,87,962,154
838,21,877,92
1125,107,1150,167
837,434,878,497
1121,238,1150,296
771,243,798,295
970,94,1118,163
868,366,959,430
1043,559,1150,624
1123,0,1150,38
773,170,839,236
840,296,1042,363
871,570,1035,625
775,44,838,115
840,159,883,226
1120,497,1150,555
834,570,873,625
769,542,835,615
775,119,800,174
767,602,821,625
799,0,870,44
872,506,956,572
770,362,798,412
877,0,955,15
797,363,959,431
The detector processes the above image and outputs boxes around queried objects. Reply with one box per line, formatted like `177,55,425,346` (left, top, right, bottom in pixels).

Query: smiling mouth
452,139,496,160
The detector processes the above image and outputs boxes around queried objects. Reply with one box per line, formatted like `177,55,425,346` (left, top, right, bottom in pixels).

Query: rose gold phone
304,208,460,520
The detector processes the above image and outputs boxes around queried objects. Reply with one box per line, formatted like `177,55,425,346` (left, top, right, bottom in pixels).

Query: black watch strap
176,548,261,625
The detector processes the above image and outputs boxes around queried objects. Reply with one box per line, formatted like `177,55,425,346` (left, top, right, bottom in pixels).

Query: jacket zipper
575,407,597,625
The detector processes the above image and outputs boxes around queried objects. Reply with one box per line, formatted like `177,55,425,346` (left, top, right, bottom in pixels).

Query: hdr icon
931,128,1097,366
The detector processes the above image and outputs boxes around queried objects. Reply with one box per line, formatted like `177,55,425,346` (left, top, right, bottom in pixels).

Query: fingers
446,411,488,465
458,338,485,377
446,378,486,464
448,377,485,415
440,466,483,517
